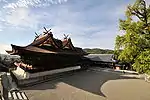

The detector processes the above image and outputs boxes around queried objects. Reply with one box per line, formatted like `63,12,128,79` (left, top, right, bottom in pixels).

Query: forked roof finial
43,27,51,34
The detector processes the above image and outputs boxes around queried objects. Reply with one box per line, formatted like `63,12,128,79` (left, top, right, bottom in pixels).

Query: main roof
6,27,88,56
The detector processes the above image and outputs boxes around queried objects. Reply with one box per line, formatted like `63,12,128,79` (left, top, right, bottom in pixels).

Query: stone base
11,66,81,87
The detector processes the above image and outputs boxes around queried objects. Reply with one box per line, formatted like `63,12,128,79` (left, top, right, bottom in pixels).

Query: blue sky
0,0,147,54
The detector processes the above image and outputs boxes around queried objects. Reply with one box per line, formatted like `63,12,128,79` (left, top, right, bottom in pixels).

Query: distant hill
84,48,114,54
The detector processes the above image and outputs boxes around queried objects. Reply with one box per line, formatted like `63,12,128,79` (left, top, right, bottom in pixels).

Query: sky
0,0,149,54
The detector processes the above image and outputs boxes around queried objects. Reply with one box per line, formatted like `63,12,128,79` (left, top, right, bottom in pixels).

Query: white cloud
0,0,7,2
146,0,150,6
1,0,69,29
0,23,3,32
3,0,68,9
146,0,150,3
0,25,3,31
47,23,115,49
32,5,117,49
0,43,11,54
0,0,132,50
4,7,39,29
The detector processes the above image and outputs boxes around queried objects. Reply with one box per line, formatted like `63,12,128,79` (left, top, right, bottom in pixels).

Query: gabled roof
85,54,114,63
29,32,75,50
6,28,87,56
29,33,51,46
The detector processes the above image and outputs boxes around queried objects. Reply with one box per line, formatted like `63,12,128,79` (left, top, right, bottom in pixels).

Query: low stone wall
11,66,81,87
144,74,150,82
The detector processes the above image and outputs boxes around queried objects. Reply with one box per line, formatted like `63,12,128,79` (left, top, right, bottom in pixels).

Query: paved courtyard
22,67,150,100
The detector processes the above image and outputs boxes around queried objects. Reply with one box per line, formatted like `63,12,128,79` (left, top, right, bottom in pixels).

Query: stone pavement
7,68,150,100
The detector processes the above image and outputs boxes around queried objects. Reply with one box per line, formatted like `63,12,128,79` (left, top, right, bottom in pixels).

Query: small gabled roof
85,54,114,63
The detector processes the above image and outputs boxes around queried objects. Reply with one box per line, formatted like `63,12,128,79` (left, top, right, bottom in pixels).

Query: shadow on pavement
23,68,138,97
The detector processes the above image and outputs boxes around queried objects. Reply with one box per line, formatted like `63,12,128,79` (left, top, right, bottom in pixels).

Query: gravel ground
20,67,150,100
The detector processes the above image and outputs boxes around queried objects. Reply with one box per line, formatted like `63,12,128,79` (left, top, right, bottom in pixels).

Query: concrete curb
114,70,138,75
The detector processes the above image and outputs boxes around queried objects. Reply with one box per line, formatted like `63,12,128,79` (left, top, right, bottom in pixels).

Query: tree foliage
115,0,150,74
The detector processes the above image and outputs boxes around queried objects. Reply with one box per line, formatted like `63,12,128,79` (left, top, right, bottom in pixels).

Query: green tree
115,0,150,74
